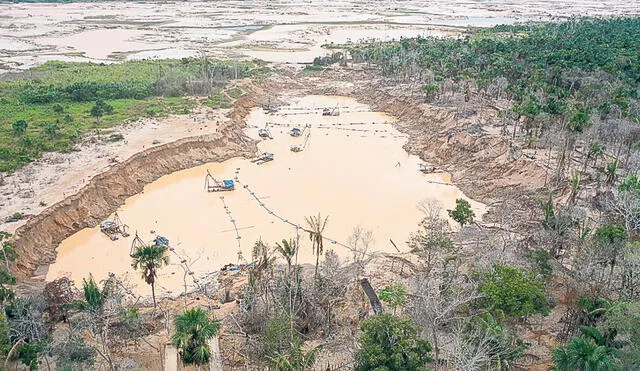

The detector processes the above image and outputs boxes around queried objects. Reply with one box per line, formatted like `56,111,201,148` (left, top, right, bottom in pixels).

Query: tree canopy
356,313,432,371
478,264,550,317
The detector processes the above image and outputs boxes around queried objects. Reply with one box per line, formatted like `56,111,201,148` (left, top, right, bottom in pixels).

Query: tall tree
274,238,297,272
130,244,169,308
447,199,475,227
305,213,329,280
90,100,113,124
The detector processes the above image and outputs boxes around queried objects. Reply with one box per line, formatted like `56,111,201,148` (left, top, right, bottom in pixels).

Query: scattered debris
153,236,169,246
4,212,24,223
221,262,255,271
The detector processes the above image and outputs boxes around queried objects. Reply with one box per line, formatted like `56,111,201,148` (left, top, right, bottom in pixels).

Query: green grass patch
207,90,232,109
0,58,267,172
303,65,325,72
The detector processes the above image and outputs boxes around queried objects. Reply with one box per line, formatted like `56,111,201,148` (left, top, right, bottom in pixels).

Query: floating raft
205,170,235,192
419,163,446,174
100,212,130,241
322,107,340,116
251,152,274,165
419,163,434,173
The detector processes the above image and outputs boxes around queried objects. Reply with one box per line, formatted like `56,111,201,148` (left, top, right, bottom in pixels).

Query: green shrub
356,314,432,371
478,264,550,317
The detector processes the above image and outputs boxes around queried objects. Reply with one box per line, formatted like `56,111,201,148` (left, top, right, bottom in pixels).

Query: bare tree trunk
1,246,9,271
4,338,23,371
315,253,320,282
359,278,383,315
152,282,157,308
431,327,441,368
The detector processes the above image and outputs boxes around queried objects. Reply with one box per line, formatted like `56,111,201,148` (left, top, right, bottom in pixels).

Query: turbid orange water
46,96,484,297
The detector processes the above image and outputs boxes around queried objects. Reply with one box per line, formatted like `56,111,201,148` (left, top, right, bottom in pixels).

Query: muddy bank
10,93,267,278
348,84,548,223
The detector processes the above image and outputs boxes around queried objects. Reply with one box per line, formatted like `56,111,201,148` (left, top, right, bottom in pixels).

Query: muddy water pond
46,96,484,297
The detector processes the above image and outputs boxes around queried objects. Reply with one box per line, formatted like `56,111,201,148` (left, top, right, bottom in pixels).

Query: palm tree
131,244,169,308
579,326,626,349
171,308,221,369
304,213,329,280
80,275,110,311
274,238,297,272
552,337,620,370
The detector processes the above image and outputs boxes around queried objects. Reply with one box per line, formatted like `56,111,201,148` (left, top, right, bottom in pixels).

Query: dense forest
346,18,639,179
0,58,262,172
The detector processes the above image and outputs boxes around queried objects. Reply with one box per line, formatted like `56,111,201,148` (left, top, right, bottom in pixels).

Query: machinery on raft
290,128,311,152
251,152,274,165
322,107,340,116
100,212,130,241
204,169,235,192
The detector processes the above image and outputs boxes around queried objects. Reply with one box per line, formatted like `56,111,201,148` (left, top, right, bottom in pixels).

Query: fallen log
360,278,383,315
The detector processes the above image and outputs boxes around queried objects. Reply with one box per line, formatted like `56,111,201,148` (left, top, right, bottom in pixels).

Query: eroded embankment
11,92,268,278
351,86,548,223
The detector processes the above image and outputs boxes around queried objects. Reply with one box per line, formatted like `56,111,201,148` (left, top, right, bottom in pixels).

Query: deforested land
0,2,639,370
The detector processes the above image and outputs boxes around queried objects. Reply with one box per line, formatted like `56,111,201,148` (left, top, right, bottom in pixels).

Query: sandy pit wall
10,93,268,278
349,84,549,207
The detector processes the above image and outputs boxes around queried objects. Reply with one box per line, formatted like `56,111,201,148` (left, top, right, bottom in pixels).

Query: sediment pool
46,96,484,297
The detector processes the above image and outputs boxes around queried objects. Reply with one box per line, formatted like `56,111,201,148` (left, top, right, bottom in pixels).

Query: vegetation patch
0,58,265,172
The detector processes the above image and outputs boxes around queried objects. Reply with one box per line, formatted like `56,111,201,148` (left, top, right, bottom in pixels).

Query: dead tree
359,278,382,315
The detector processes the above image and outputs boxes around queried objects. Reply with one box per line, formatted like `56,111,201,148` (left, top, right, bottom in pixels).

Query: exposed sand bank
2,0,636,72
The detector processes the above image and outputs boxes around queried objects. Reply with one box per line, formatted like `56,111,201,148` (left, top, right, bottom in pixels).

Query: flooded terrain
1,0,637,71
46,96,484,297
